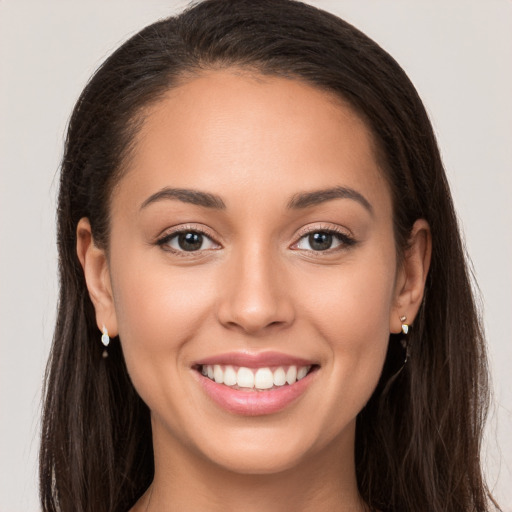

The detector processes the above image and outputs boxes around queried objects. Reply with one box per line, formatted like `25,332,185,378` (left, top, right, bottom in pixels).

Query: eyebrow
140,185,373,214
287,186,373,214
140,187,226,210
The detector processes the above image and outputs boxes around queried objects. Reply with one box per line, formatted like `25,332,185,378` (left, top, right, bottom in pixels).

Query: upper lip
194,351,317,368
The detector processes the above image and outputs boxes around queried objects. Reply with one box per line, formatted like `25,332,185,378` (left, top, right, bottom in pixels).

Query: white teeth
273,367,286,386
201,364,312,390
223,365,237,386
254,368,274,389
237,367,254,388
213,364,223,384
285,366,297,385
297,366,308,380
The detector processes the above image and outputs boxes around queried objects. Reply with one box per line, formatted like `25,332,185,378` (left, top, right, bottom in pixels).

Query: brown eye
308,232,333,251
294,229,355,252
161,230,219,253
177,232,204,251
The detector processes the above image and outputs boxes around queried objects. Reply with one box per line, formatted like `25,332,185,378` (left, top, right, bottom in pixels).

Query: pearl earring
400,315,409,335
101,325,110,358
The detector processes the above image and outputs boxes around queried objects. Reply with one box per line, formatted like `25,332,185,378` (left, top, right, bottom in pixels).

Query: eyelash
156,225,218,257
292,225,356,255
156,224,356,256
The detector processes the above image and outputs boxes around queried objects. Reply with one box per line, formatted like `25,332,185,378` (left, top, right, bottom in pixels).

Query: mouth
194,363,317,392
192,353,319,416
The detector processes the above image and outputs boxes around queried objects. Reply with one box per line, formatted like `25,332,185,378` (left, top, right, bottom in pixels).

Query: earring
101,325,110,358
386,315,411,381
400,315,409,335
399,314,410,367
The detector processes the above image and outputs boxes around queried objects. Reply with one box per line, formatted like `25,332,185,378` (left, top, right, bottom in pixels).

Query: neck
136,418,367,512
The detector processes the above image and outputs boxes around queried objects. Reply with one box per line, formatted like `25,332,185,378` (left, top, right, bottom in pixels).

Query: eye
294,229,355,252
159,229,219,253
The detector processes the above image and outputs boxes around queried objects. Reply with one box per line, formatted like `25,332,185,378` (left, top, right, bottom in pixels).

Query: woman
39,1,499,511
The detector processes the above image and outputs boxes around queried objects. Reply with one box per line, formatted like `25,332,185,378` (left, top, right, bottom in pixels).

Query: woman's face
104,70,404,473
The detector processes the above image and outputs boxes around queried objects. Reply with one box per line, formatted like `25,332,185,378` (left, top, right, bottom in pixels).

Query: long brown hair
40,1,497,510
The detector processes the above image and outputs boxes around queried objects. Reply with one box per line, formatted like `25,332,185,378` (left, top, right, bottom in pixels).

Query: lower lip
195,370,317,416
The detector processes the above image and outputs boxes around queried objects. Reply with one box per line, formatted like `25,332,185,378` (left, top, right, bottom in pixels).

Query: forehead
114,69,391,216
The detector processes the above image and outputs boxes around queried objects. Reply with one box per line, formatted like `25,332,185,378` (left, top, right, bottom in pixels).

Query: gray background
1,1,511,510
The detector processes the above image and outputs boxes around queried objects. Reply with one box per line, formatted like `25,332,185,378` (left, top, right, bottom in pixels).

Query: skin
77,70,431,512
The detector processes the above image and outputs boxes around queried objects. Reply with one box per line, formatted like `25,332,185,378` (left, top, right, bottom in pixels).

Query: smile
199,364,312,391
193,352,319,415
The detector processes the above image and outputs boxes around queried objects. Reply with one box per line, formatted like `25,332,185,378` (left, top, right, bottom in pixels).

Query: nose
216,244,295,335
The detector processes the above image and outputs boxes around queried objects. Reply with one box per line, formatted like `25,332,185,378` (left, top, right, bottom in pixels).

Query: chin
184,415,354,478
202,438,315,476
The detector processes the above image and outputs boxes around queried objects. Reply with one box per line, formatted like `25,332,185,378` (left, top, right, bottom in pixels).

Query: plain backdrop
1,1,511,510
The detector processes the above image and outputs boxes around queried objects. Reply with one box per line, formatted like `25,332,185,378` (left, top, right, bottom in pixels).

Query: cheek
298,251,396,406
303,255,396,346
109,254,216,398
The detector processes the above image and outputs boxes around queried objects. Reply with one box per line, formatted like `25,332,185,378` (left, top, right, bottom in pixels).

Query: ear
76,217,118,337
390,219,432,334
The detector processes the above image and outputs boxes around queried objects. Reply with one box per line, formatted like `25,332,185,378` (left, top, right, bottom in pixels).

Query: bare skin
77,70,431,512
